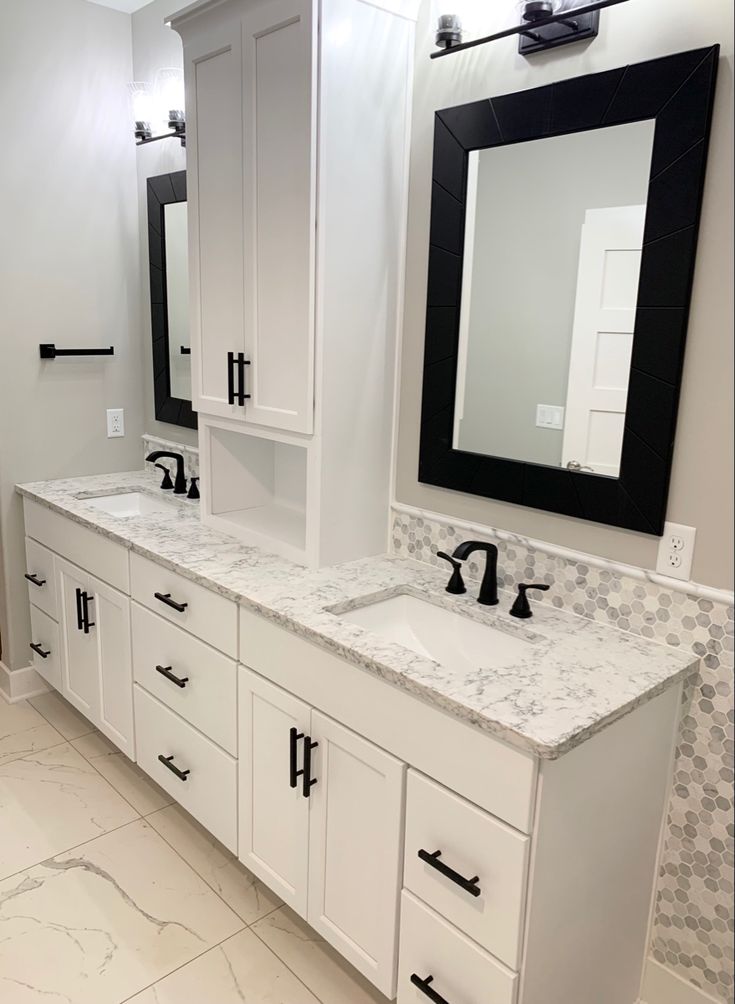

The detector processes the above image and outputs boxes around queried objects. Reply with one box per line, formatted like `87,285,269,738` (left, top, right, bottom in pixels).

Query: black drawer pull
303,735,318,798
410,974,450,1004
25,572,46,587
418,849,481,898
75,587,84,631
30,642,51,659
227,351,235,405
289,727,305,788
81,591,95,634
156,665,189,689
154,592,188,613
158,754,190,781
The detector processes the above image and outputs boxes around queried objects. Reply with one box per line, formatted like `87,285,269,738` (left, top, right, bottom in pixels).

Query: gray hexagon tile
392,510,734,1004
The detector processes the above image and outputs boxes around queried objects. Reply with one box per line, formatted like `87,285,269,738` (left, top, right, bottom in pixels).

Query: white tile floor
0,691,391,1004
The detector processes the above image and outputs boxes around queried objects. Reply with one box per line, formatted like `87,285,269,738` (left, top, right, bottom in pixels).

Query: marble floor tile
0,819,244,1004
252,907,391,1004
126,929,320,1004
0,743,139,879
147,803,281,925
72,731,172,817
29,690,96,741
0,696,64,767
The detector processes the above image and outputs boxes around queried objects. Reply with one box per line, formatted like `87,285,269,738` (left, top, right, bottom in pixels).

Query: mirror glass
163,201,191,402
453,119,655,478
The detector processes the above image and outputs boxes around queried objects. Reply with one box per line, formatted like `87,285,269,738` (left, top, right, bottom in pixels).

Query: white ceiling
85,0,154,13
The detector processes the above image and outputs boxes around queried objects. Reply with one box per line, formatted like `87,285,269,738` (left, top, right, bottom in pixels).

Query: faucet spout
451,540,499,606
146,451,187,495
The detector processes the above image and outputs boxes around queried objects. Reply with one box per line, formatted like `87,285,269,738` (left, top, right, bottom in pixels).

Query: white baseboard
642,958,724,1004
0,660,50,703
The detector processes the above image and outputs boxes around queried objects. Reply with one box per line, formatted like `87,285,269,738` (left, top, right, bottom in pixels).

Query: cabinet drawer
397,892,518,1004
134,686,237,851
23,498,129,593
131,553,237,657
404,771,529,970
132,603,237,754
29,605,62,691
24,538,58,619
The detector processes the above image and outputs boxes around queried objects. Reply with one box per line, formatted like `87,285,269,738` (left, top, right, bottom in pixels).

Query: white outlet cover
106,408,125,438
656,522,696,581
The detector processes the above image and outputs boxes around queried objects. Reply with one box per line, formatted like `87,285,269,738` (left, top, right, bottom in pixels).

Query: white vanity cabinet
239,667,405,997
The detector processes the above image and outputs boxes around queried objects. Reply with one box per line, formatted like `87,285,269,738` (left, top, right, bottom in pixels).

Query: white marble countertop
17,471,697,759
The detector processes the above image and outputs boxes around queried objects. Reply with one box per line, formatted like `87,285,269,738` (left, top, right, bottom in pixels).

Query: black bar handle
180,346,191,355
290,727,305,788
227,351,235,405
410,974,451,1004
25,572,47,587
158,754,190,781
154,592,189,613
418,849,481,898
75,587,84,632
302,736,318,797
30,642,51,659
236,353,251,405
156,665,189,689
40,344,114,359
81,591,95,634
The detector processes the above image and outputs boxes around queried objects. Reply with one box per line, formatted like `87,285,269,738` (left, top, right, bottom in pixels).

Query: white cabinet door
308,711,405,999
57,557,98,721
242,0,316,434
238,667,310,915
184,11,246,420
92,575,134,759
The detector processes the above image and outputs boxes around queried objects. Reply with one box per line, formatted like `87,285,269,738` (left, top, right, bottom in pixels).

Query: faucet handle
509,582,550,619
437,551,466,595
187,477,200,501
154,464,174,490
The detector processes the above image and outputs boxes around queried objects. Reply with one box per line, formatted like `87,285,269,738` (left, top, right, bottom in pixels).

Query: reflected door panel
561,205,645,478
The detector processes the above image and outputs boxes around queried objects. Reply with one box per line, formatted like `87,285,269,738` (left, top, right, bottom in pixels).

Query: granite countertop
17,471,697,759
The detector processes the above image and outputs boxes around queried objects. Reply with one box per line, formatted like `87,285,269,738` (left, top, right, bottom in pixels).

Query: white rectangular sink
82,492,177,518
340,593,533,673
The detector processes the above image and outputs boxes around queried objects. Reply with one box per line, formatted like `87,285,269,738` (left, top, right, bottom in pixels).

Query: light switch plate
106,408,125,438
656,522,696,581
536,404,565,430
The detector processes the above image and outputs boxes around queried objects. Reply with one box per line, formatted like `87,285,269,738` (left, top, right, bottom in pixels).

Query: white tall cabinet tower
169,0,417,566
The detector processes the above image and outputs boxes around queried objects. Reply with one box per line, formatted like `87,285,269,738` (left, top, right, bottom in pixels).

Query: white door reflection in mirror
561,205,645,477
453,119,655,477
164,201,191,401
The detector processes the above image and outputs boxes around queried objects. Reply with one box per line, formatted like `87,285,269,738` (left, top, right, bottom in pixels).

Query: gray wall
396,0,734,590
458,120,654,466
131,0,197,448
0,0,145,671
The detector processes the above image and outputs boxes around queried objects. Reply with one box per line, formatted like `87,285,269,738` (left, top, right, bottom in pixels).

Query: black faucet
146,451,187,495
451,540,499,606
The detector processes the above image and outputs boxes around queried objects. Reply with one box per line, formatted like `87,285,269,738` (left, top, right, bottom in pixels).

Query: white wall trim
392,502,735,607
0,660,50,703
641,958,725,1004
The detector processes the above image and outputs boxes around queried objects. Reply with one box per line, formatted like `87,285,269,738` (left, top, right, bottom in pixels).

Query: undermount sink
340,593,534,673
82,491,177,518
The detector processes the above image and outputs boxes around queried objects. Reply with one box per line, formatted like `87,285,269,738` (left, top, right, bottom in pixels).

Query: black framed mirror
148,170,197,430
419,46,719,535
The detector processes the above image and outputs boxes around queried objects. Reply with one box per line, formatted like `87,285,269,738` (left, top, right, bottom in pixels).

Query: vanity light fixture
432,0,630,58
129,69,186,148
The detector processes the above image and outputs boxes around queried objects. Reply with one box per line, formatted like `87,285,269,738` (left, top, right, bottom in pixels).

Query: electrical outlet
656,522,696,581
106,408,125,438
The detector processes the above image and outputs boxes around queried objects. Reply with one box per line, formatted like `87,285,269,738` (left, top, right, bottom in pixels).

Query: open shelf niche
201,419,310,564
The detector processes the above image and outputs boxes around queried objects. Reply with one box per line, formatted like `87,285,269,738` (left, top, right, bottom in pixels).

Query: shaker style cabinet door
307,711,406,999
92,575,134,759
241,0,316,433
57,556,98,722
238,667,311,915
184,12,246,420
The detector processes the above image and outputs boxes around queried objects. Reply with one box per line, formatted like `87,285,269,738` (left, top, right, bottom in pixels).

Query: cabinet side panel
521,685,682,1004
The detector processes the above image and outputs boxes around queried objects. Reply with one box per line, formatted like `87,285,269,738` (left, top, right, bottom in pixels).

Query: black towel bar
40,344,114,359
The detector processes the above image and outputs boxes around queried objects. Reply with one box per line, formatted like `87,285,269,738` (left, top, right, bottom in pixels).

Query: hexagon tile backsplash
391,507,734,1004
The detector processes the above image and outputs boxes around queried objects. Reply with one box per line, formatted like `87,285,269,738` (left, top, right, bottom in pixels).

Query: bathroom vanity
17,473,696,1004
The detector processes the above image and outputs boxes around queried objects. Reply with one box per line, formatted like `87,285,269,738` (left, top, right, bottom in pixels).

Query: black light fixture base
519,10,599,54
